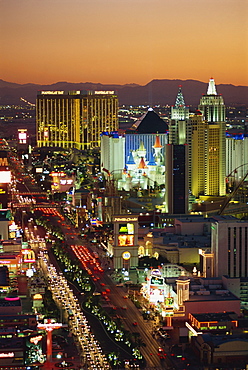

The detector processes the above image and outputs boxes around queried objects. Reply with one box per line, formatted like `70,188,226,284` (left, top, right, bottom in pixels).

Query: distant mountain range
0,79,247,106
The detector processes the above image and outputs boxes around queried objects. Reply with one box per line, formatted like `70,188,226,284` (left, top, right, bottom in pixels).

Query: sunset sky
1,0,248,86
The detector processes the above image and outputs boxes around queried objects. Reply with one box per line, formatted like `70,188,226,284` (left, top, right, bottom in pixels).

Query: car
121,305,127,310
158,328,170,339
100,282,105,286
116,283,124,287
93,292,101,296
105,288,111,293
123,295,128,299
132,322,138,326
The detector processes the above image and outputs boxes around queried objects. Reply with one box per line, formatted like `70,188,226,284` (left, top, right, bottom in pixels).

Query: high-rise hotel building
197,78,226,197
36,90,118,150
169,86,189,145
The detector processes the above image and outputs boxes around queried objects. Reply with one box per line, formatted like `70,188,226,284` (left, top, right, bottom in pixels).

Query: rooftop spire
153,135,162,148
138,157,147,169
126,150,135,165
207,78,217,95
175,86,186,108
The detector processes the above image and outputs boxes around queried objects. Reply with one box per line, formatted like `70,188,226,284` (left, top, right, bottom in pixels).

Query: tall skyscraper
189,110,207,197
165,144,189,214
36,90,118,150
169,86,189,145
197,78,226,196
166,88,190,213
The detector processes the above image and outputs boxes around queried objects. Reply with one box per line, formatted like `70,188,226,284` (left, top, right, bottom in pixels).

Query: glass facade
36,91,118,149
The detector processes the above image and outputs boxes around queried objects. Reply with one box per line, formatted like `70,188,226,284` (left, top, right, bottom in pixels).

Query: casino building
36,90,118,150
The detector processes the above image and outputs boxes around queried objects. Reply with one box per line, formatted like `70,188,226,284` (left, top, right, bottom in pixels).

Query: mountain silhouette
0,79,247,106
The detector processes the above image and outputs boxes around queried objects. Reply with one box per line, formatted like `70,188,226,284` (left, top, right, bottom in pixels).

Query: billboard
118,234,134,246
149,287,164,303
0,171,11,183
22,249,36,263
150,276,164,286
18,129,27,144
119,223,134,234
25,334,45,365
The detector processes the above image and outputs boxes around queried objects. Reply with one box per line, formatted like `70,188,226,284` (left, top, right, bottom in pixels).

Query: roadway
11,161,176,369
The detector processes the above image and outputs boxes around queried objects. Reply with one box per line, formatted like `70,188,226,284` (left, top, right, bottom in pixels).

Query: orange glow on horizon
1,0,247,87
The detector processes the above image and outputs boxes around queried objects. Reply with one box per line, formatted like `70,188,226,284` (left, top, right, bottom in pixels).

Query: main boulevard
11,158,181,370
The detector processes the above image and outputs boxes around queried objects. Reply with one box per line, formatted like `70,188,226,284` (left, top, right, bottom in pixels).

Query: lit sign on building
118,235,134,247
150,276,164,286
41,91,64,95
0,158,8,167
33,294,43,300
50,172,66,177
30,335,43,345
0,352,14,358
119,223,134,235
122,251,131,260
94,91,115,95
0,171,11,183
60,179,73,185
22,249,36,263
149,287,164,303
9,221,18,238
166,297,174,306
18,130,27,144
114,217,138,222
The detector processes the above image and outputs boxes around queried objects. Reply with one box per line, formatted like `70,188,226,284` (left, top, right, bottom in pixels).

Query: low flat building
187,311,239,335
192,332,248,367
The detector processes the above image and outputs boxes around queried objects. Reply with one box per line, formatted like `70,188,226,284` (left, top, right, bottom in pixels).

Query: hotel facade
36,90,118,150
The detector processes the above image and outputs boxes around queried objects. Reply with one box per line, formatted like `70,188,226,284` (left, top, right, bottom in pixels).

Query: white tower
169,86,189,145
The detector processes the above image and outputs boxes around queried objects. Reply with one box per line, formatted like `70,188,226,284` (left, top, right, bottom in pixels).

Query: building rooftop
128,109,168,133
187,288,239,302
202,332,248,347
191,311,238,323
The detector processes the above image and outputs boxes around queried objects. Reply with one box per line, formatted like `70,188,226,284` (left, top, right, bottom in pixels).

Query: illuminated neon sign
0,352,14,358
41,91,64,95
5,297,20,301
122,251,131,260
0,158,8,167
50,172,66,177
114,217,138,222
30,335,43,345
22,249,36,263
94,91,115,94
0,171,11,183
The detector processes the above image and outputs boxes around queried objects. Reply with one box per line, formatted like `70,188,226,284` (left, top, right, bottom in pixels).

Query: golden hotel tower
191,79,226,197
36,90,118,150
